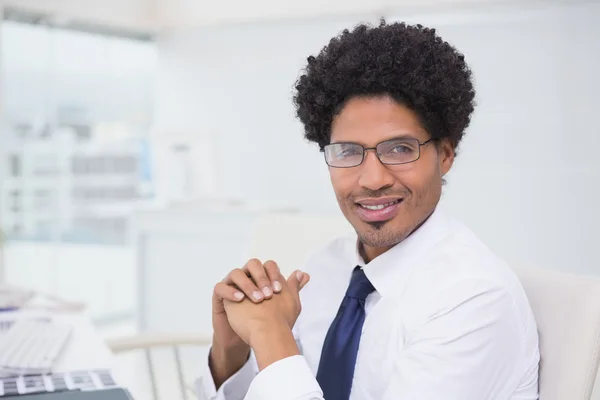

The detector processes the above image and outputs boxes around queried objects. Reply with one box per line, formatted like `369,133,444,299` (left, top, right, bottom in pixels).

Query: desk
0,309,114,373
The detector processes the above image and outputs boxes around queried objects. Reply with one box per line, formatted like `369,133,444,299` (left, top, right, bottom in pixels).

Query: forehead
330,96,428,145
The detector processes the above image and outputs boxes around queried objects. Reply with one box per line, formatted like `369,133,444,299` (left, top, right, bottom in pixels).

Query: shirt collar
350,207,453,299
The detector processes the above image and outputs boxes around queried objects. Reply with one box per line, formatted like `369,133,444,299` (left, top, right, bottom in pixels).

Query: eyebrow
329,134,422,145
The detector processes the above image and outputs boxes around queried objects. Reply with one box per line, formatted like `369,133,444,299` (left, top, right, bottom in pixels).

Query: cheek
329,169,357,199
389,162,441,200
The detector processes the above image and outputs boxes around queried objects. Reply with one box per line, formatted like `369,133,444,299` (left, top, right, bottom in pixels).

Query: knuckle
230,268,245,279
230,273,252,290
213,283,230,299
264,260,280,273
248,260,268,276
246,258,262,269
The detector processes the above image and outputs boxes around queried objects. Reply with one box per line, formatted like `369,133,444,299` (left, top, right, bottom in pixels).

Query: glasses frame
321,137,435,168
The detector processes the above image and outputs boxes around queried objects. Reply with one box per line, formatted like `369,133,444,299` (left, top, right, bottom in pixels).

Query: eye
390,145,412,154
338,147,362,157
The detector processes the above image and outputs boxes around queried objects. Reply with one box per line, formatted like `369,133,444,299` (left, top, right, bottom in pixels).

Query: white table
0,309,114,373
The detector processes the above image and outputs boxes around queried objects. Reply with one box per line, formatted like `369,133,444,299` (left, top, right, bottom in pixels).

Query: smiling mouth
354,197,404,223
357,199,402,210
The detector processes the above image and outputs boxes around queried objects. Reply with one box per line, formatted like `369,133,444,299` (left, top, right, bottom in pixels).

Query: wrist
249,319,299,371
212,334,250,356
209,339,250,389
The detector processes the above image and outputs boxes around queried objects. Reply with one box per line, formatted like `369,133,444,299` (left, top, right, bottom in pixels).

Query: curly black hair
293,19,476,151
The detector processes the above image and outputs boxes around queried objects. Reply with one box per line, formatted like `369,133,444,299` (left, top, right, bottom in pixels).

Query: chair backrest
247,212,353,277
107,333,211,400
512,265,600,400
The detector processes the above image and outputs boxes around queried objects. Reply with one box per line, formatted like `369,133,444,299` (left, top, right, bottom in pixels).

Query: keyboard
0,319,73,377
0,370,119,397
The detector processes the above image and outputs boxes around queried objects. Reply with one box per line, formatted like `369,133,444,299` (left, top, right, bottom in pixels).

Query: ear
437,138,455,176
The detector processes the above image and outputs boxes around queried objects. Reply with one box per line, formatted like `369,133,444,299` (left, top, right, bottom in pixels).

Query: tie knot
346,267,375,301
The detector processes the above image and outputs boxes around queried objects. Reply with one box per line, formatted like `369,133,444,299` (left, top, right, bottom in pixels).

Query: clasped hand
213,259,311,349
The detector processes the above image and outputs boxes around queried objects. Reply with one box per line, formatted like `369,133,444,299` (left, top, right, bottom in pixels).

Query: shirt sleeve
195,349,258,400
384,278,527,400
195,331,319,400
195,261,322,400
244,355,324,400
241,283,326,400
200,310,325,400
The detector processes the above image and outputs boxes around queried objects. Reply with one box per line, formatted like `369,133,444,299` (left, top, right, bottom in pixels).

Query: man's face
329,95,454,257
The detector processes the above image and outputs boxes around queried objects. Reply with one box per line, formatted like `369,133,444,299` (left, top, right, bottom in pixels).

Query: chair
247,211,352,276
106,333,211,400
512,265,600,400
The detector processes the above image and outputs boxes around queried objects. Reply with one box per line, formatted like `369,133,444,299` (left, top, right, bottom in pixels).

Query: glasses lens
377,138,420,164
324,143,364,167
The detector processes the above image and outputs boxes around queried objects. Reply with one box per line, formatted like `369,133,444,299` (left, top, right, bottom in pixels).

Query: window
2,19,156,243
1,17,157,324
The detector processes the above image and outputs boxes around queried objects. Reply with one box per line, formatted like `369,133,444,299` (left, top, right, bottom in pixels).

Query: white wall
2,0,156,32
153,2,600,276
404,4,600,276
155,0,528,28
153,15,364,210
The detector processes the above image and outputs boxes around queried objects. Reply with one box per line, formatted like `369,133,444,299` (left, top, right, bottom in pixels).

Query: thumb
287,270,311,293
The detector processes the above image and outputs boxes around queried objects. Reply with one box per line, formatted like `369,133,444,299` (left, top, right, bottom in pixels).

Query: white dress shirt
196,208,540,400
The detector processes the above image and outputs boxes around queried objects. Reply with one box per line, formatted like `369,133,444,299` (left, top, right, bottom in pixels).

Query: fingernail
253,291,263,300
263,286,272,297
296,271,304,281
233,291,244,301
273,281,282,292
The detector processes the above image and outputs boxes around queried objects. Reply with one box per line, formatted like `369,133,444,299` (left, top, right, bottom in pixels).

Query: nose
357,149,395,191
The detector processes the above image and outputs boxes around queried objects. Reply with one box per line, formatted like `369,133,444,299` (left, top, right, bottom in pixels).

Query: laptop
0,371,133,399
10,389,133,399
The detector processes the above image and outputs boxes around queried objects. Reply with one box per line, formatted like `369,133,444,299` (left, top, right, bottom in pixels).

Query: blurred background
0,0,598,397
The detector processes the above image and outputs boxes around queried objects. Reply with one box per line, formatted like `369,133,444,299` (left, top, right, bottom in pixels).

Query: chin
355,220,411,249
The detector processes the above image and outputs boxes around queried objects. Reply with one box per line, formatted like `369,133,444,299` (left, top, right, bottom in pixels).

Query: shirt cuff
244,355,323,400
195,348,257,400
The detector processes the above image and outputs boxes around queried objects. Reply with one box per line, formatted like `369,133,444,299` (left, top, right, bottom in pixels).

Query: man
196,20,540,400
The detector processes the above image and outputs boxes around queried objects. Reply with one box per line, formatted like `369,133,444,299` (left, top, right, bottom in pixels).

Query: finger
286,269,307,294
288,270,310,290
212,282,243,315
214,282,245,303
245,259,273,299
299,272,311,290
228,268,264,303
263,260,283,293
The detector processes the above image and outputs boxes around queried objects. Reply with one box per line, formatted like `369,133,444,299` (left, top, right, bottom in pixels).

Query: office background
0,0,598,397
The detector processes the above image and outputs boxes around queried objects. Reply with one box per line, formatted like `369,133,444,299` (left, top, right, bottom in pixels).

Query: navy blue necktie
316,266,376,400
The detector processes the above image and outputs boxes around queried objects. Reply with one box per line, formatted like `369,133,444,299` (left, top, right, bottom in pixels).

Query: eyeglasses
322,137,434,168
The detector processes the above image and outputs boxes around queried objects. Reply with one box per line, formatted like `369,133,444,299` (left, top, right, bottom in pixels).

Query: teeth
361,200,399,210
